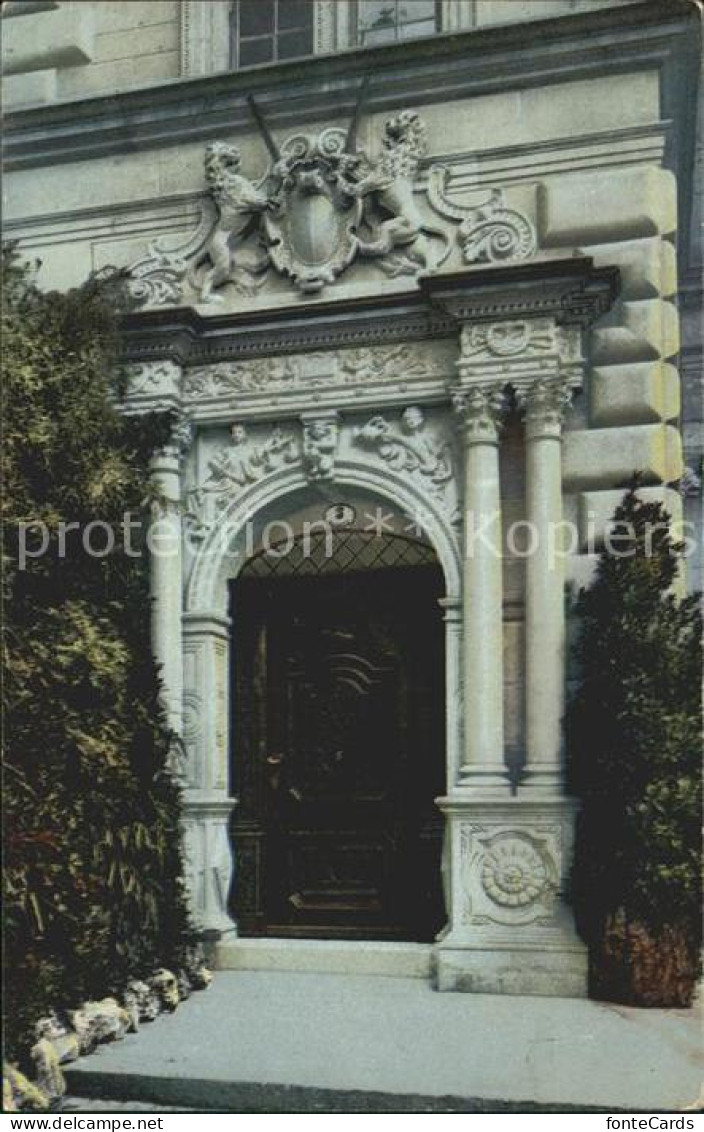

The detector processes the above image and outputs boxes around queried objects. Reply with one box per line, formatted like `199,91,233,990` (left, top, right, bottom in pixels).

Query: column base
436,794,587,997
433,943,587,997
456,767,512,796
182,794,236,935
520,765,566,797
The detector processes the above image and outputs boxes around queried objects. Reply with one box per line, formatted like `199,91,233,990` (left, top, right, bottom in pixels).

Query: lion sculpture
190,142,270,303
349,111,448,275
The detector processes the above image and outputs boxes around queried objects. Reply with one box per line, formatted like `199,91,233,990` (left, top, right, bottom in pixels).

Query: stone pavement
65,972,703,1113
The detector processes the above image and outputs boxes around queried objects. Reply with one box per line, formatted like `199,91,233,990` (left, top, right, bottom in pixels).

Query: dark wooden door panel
231,563,445,941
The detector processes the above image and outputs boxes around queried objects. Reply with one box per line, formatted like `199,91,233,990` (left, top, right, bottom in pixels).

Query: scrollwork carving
427,168,537,265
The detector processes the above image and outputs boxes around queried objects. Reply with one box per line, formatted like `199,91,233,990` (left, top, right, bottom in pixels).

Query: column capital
515,376,577,441
452,384,507,445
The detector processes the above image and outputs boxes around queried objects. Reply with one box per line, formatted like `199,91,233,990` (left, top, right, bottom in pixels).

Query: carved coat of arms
130,86,536,308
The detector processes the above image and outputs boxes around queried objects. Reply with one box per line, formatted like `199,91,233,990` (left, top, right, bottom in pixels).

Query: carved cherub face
230,423,247,445
402,406,424,433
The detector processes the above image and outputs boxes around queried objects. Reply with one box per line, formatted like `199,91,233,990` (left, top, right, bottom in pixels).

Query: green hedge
568,486,702,1003
2,247,194,1061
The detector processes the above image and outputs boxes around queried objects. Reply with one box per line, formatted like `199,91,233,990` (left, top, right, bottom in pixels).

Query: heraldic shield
264,128,364,294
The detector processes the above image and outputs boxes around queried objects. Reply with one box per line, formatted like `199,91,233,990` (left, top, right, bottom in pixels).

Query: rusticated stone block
539,167,677,246
580,237,676,301
563,423,683,490
589,362,680,427
591,299,679,365
577,486,684,550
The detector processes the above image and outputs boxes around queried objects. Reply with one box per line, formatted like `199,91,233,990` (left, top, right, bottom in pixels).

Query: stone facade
3,0,700,996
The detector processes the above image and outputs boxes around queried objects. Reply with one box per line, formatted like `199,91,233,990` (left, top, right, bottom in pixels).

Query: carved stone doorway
229,530,446,942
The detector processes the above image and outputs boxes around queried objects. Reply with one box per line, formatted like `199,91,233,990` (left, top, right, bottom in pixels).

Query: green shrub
2,246,194,1060
568,486,702,1004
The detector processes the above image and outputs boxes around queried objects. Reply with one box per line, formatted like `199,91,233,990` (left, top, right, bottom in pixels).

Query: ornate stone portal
124,107,618,995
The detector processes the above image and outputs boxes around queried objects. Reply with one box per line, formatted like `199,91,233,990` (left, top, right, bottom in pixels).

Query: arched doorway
229,527,446,942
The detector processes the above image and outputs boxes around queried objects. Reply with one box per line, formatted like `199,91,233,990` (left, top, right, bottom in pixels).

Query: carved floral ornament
479,834,554,909
129,100,537,307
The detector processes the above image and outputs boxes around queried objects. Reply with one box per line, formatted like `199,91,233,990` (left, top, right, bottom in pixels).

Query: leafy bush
2,247,194,1060
568,486,703,1004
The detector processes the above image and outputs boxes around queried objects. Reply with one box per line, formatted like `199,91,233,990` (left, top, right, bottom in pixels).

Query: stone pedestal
181,610,235,934
434,797,587,997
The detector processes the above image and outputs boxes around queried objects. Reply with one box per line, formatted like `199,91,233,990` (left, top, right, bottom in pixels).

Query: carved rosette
480,835,548,908
457,818,564,930
452,385,506,445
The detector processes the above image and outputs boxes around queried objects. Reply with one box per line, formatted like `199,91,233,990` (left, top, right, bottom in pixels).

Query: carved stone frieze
184,356,308,399
181,342,452,409
124,360,182,413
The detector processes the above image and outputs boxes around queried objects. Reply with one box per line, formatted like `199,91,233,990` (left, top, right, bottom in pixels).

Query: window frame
230,0,316,70
353,0,443,48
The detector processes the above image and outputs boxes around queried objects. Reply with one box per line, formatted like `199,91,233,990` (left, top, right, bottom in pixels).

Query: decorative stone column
438,596,463,789
181,610,235,936
452,384,508,794
517,377,576,794
422,261,618,996
149,425,190,735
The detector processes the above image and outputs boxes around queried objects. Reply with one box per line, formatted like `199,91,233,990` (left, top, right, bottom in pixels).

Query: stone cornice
120,260,619,389
121,289,457,367
420,257,620,329
2,1,698,178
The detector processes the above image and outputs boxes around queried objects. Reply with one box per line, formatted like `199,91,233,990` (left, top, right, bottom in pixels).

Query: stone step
60,1080,617,1114
215,937,433,979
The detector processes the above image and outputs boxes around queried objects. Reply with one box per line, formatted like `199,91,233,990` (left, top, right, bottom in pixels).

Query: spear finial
246,94,281,163
345,75,370,154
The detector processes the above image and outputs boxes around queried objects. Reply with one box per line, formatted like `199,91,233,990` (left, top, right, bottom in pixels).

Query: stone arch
185,456,462,615
180,454,463,936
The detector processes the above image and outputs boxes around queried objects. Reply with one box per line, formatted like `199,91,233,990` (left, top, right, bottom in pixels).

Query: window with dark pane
356,0,441,47
232,0,314,69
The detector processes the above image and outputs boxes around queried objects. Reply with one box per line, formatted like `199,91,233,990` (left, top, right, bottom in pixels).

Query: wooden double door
230,563,446,941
